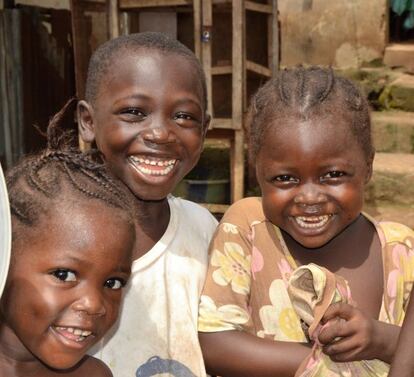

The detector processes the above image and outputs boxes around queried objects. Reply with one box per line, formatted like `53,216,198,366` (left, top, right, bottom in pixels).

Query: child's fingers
321,302,354,324
318,317,352,345
322,335,358,358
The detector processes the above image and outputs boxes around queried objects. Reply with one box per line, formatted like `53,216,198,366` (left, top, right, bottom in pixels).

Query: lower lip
50,327,92,350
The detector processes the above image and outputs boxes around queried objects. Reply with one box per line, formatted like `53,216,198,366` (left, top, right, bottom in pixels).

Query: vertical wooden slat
193,0,201,60
120,11,130,35
231,0,244,202
70,0,91,151
0,9,24,168
269,0,278,75
108,0,120,39
201,0,213,118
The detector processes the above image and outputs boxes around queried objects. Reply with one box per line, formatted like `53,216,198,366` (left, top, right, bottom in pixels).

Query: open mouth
294,214,333,229
128,156,177,176
53,326,93,343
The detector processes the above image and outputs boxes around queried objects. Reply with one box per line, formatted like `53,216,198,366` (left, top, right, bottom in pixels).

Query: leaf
403,11,414,29
392,0,409,15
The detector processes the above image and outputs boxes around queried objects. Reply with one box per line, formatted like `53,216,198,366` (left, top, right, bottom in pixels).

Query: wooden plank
232,0,243,130
193,0,201,59
120,11,129,35
15,0,70,9
231,128,244,202
245,1,272,14
210,117,232,129
119,0,191,9
231,0,244,201
108,0,120,39
246,59,271,77
211,65,232,75
269,0,279,74
201,0,213,117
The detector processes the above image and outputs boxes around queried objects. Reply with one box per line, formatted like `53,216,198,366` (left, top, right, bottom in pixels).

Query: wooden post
193,0,201,60
201,0,213,118
231,0,244,202
269,0,279,74
108,0,120,39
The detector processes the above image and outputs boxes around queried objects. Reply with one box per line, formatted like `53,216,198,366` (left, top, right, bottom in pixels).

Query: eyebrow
114,93,151,106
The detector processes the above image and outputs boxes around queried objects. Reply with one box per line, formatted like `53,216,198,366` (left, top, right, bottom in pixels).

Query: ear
202,114,211,139
77,100,96,143
365,150,375,184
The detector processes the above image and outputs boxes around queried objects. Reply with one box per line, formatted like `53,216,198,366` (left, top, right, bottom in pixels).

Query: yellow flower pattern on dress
211,241,251,295
259,279,306,341
198,295,249,332
197,198,414,357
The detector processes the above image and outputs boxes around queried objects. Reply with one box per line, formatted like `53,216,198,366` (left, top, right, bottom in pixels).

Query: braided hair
6,99,135,233
248,66,372,160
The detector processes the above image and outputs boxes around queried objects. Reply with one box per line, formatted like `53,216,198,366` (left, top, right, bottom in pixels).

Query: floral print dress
198,197,414,346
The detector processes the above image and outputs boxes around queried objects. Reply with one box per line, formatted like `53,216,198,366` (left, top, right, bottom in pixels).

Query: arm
318,302,400,364
389,290,414,377
199,330,311,377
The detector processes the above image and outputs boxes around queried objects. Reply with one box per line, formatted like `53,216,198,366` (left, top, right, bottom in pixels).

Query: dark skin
200,116,400,376
0,200,135,377
388,289,414,377
78,50,210,259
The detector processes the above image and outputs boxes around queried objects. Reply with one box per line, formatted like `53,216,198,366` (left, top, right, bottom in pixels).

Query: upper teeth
55,326,92,337
295,215,332,228
130,156,176,167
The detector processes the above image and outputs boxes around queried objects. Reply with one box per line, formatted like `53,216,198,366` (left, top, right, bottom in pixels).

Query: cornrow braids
6,107,135,229
85,31,208,113
248,66,372,160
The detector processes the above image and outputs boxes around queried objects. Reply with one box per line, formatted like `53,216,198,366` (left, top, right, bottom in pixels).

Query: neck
132,197,171,259
0,322,45,376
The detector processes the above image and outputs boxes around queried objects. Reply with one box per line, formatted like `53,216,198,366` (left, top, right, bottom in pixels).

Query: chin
41,353,86,371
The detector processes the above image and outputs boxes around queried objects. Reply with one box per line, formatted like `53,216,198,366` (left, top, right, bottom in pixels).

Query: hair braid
248,65,372,159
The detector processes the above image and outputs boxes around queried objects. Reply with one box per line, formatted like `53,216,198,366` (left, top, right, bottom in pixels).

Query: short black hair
248,66,372,160
85,31,208,112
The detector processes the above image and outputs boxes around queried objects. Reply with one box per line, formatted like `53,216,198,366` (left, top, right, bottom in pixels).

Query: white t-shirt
93,196,218,377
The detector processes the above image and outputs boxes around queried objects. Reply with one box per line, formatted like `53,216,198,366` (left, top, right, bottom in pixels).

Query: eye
274,175,299,183
173,112,200,128
120,108,146,121
50,269,77,282
104,278,126,290
322,171,346,179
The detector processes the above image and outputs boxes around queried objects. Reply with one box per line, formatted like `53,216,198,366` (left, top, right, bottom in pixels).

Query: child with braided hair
0,107,137,377
198,66,414,376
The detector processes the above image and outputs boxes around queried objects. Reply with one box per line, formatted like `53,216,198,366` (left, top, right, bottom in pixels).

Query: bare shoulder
70,356,113,377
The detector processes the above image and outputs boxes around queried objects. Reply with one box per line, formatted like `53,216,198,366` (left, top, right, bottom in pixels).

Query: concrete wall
279,0,388,68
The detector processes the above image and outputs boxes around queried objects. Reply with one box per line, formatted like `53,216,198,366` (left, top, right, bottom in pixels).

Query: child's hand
317,302,398,363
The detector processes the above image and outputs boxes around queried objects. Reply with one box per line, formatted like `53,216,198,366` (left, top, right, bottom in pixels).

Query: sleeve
198,221,254,333
381,222,414,325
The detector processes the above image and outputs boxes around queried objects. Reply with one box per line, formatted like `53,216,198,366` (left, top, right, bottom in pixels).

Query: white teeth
55,326,92,338
295,215,332,229
129,156,176,176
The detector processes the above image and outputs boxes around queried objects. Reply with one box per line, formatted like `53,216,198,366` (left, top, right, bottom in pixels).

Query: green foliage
391,0,414,29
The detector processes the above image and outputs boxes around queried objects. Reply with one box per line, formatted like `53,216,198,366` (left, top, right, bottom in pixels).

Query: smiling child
0,115,136,377
76,32,218,376
198,66,414,377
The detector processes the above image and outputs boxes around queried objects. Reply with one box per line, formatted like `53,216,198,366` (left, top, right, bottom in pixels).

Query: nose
294,183,328,207
140,115,176,145
71,285,106,317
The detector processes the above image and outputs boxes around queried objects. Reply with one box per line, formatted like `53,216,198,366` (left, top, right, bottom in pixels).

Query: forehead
13,200,133,266
259,115,366,162
98,49,204,105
